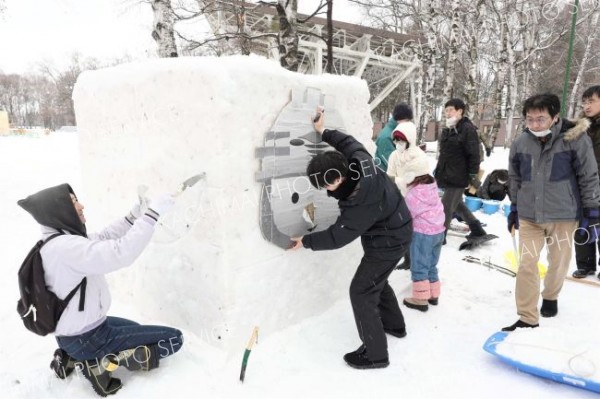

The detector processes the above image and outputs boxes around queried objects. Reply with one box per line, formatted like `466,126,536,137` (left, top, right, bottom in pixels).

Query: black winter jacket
434,117,481,189
302,129,413,261
477,169,509,201
586,115,600,174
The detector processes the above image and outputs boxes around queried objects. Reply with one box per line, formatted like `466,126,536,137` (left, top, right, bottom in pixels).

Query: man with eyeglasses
503,93,600,331
573,85,600,280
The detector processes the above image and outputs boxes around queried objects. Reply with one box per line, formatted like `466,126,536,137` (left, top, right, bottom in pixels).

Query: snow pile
72,55,374,351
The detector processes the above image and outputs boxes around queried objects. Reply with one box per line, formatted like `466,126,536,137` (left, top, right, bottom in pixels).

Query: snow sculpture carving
255,87,345,249
72,56,374,350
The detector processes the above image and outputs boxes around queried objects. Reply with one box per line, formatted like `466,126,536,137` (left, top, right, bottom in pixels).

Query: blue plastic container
503,203,511,217
482,199,501,215
464,196,482,212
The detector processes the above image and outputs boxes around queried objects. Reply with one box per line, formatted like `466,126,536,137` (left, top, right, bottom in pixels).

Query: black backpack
16,233,87,336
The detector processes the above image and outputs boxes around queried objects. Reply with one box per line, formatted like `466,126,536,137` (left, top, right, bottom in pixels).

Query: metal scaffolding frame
200,1,421,110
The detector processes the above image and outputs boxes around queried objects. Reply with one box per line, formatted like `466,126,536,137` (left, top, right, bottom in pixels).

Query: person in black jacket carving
290,107,412,370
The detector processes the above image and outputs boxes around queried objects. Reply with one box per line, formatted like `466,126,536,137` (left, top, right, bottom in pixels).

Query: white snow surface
1,59,598,398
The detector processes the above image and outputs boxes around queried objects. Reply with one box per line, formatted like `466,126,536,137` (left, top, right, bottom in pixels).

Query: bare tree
173,0,330,72
325,0,333,73
151,0,179,57
441,0,460,102
568,10,599,117
273,0,299,71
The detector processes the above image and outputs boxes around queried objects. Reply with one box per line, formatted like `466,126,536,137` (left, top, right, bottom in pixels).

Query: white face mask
528,128,551,138
395,141,408,152
445,117,458,128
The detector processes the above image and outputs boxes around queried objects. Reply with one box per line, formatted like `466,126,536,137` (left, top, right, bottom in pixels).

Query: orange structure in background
0,111,9,135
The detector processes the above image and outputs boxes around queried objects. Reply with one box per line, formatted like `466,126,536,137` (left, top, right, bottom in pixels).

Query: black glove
578,208,600,243
507,204,519,233
469,174,482,189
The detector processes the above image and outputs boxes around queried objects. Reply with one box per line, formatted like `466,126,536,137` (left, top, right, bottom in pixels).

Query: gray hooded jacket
509,118,600,223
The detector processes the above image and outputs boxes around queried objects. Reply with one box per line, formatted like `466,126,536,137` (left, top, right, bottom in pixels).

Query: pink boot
429,281,441,306
403,280,430,312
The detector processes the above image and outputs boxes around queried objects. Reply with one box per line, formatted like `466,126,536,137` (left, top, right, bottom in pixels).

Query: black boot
50,348,76,379
345,344,366,357
466,221,487,239
501,320,539,332
383,327,407,338
343,347,389,369
396,252,411,270
107,345,160,372
81,360,123,397
572,269,595,278
540,299,558,318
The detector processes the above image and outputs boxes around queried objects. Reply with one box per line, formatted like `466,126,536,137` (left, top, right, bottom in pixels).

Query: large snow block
73,55,374,351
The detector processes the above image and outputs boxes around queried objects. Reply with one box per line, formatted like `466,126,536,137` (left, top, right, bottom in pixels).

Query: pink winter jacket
404,182,446,235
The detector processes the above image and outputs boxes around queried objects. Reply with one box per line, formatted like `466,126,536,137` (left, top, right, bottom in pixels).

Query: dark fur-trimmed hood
563,117,591,142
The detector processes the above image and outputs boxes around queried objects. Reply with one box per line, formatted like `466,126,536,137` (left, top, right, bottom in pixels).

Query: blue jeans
56,316,183,362
410,231,444,282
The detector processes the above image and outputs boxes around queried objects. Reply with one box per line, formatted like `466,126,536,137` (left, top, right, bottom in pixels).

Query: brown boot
105,345,160,372
403,280,430,312
403,297,429,312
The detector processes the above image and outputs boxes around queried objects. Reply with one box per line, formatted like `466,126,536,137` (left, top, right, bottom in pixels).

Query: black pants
349,255,405,360
574,237,600,272
441,187,479,229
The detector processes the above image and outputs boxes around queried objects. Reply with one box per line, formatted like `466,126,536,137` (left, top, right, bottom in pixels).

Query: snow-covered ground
1,132,599,398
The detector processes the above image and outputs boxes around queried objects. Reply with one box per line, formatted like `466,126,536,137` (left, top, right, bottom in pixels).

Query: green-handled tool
239,326,259,383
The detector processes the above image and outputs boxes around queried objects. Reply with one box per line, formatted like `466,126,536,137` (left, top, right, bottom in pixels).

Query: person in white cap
401,149,445,312
387,121,419,195
387,121,419,270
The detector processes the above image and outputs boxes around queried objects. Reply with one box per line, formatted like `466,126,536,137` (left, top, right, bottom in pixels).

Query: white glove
147,193,175,218
125,192,149,224
129,200,148,219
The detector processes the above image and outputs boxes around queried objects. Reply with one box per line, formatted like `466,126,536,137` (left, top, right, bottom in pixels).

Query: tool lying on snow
565,275,600,287
462,256,516,277
240,326,259,383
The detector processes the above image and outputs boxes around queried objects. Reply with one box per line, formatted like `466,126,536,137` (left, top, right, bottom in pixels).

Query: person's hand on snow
146,193,175,219
312,106,325,134
288,236,304,250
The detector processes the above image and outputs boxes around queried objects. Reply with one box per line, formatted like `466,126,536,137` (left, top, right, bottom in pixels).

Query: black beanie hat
392,103,413,121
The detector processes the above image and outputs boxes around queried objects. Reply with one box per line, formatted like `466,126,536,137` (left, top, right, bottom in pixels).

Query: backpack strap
40,233,63,248
40,232,86,312
64,277,86,311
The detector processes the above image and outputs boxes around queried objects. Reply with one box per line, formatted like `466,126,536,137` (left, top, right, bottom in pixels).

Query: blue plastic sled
483,332,600,394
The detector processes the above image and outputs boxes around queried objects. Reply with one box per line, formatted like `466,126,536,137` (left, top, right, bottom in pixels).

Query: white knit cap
392,121,417,146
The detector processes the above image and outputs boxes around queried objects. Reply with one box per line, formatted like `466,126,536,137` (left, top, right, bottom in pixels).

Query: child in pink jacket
401,149,446,312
